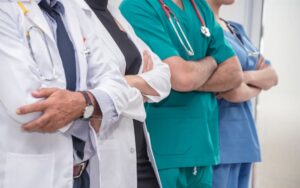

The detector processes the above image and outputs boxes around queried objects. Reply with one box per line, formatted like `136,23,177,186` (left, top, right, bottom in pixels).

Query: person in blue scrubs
207,0,279,188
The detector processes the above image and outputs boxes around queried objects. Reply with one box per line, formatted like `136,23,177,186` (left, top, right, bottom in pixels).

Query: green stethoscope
159,0,211,57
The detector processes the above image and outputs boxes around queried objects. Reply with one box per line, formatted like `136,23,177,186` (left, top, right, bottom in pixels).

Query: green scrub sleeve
206,12,236,64
120,0,180,60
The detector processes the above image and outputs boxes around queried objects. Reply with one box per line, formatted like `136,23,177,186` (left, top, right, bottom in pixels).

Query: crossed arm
164,55,242,93
217,56,278,103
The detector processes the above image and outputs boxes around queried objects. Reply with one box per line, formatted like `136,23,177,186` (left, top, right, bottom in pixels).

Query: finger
32,88,60,98
22,114,51,132
17,101,48,115
143,51,150,72
148,56,154,71
216,95,223,99
215,93,223,99
36,122,57,133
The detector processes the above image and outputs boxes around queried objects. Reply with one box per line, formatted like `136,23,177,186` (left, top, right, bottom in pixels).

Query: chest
153,0,212,60
225,32,258,71
18,3,89,89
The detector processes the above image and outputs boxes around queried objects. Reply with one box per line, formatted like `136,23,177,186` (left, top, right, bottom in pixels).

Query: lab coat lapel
19,0,56,43
111,8,144,73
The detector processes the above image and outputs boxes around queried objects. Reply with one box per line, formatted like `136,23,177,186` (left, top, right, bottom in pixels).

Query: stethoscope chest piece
201,26,210,38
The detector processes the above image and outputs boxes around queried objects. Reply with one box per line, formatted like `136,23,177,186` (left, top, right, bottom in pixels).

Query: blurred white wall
253,0,300,187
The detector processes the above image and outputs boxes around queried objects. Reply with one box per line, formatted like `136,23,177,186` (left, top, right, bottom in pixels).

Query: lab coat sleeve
136,37,171,103
76,9,136,131
75,2,146,123
113,5,171,103
0,4,44,124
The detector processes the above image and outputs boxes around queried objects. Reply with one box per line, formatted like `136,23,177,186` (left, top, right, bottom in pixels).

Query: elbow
272,71,279,87
263,70,279,91
171,74,198,92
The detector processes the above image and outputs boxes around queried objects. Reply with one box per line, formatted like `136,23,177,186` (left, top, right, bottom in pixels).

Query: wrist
125,75,141,88
86,91,102,118
74,91,87,118
243,71,254,84
78,91,95,120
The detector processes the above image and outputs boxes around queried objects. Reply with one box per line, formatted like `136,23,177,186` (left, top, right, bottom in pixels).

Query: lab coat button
130,147,135,153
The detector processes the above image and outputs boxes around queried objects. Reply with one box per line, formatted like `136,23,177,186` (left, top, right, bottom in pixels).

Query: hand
216,84,262,103
143,51,154,73
17,88,86,133
90,116,102,133
256,55,269,70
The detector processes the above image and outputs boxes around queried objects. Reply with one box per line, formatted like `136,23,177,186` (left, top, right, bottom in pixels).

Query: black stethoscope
159,0,211,56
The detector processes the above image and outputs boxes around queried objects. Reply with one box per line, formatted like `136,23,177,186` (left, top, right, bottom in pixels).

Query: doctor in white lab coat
75,0,171,188
0,1,132,188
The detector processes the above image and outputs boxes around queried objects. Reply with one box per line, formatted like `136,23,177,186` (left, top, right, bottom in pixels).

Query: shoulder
120,0,148,8
0,1,19,17
120,0,157,16
196,0,214,16
0,1,23,29
227,21,248,36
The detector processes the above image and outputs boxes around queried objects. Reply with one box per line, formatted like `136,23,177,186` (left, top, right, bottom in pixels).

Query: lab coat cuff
139,73,170,103
59,122,73,133
89,89,119,133
65,119,90,141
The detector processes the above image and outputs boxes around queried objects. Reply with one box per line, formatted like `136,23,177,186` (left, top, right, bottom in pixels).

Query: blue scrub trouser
212,163,252,188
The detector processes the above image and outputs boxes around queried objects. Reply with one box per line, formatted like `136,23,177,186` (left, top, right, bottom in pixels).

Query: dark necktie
38,1,89,187
39,0,77,91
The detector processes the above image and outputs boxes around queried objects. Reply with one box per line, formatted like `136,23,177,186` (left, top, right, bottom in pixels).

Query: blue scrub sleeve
120,0,180,60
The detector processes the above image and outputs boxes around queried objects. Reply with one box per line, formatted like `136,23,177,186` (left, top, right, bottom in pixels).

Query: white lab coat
0,1,131,188
75,1,171,188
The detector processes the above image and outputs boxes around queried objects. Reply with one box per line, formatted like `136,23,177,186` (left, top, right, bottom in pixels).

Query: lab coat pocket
4,153,54,188
98,140,122,188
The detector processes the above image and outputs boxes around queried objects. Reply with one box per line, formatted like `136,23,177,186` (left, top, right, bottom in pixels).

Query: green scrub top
120,0,235,170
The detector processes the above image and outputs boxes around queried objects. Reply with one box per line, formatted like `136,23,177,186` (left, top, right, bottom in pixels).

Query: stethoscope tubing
159,0,210,56
18,1,58,81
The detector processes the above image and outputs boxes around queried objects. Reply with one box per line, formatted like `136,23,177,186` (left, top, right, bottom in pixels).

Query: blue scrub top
218,21,270,164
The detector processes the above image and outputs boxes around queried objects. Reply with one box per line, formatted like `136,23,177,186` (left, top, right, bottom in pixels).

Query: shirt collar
35,0,65,14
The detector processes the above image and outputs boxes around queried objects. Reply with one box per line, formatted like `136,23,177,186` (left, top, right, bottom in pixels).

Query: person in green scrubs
120,0,243,187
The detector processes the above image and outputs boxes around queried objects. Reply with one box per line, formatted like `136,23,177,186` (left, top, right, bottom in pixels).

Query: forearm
244,67,278,90
125,75,159,96
190,57,218,89
220,83,261,103
165,56,217,92
197,56,243,92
